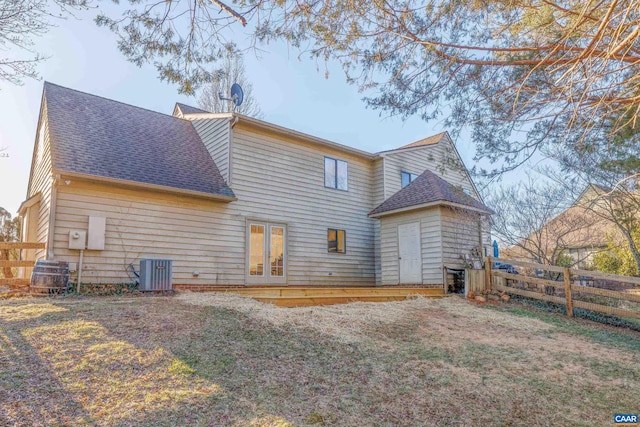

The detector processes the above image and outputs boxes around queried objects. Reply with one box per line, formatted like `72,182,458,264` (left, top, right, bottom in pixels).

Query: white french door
246,222,287,284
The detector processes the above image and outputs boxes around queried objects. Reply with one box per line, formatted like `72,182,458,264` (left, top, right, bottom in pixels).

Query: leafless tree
487,177,602,267
0,0,87,85
547,173,640,274
197,50,263,118
544,131,640,274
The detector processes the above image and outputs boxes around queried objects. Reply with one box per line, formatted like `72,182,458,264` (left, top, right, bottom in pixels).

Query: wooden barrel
30,260,70,295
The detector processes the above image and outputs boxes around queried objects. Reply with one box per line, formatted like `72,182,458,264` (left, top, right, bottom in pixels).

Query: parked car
497,263,519,274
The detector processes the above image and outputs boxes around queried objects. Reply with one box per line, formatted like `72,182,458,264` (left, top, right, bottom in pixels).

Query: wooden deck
200,286,446,307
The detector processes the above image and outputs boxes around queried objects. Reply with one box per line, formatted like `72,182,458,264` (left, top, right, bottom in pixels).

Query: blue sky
0,7,483,216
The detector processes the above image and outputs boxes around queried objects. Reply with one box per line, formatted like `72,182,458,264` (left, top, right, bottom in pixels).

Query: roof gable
43,82,234,199
397,132,447,150
173,103,211,117
26,90,52,199
574,183,613,207
377,131,448,154
369,169,493,217
377,131,484,203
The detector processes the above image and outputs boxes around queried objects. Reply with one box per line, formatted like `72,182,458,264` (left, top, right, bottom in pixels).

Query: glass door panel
270,226,284,277
249,224,265,276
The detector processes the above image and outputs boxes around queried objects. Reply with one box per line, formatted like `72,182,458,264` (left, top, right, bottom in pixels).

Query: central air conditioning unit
139,259,173,291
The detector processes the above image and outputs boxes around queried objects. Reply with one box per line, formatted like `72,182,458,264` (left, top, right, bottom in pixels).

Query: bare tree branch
197,50,263,117
209,0,247,26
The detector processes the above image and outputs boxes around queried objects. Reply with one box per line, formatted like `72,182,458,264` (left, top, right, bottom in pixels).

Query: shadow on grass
0,304,95,426
1,297,639,426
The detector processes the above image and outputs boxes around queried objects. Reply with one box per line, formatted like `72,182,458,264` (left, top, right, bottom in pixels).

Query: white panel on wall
87,216,107,250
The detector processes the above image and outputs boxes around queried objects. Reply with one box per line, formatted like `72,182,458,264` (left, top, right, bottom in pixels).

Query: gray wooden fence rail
485,256,640,319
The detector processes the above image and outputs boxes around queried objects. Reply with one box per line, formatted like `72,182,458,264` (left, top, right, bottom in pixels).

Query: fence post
563,267,573,317
485,256,492,293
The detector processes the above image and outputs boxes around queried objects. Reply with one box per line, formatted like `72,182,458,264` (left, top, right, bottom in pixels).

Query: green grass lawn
0,293,638,426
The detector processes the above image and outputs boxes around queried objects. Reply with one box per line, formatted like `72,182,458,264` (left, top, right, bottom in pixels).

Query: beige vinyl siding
25,104,54,261
382,137,477,200
372,158,385,206
440,206,483,268
191,118,231,183
372,158,384,284
379,208,443,285
372,221,382,285
480,216,492,254
230,123,377,285
53,181,244,285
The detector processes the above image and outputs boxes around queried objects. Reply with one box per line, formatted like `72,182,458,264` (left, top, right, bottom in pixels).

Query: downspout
230,114,240,129
478,215,483,252
46,174,60,259
228,114,240,186
439,207,445,292
381,156,387,200
77,249,84,294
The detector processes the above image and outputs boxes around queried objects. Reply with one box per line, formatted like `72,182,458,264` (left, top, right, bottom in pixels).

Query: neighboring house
18,83,492,288
503,184,615,268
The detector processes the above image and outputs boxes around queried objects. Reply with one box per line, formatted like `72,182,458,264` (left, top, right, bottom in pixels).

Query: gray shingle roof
175,103,210,115
44,82,234,198
369,169,492,216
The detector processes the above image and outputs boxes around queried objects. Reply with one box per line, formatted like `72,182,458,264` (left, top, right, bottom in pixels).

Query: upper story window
324,157,348,191
401,171,419,188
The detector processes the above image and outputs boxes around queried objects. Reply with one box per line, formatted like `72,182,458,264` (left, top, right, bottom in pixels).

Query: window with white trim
324,157,348,190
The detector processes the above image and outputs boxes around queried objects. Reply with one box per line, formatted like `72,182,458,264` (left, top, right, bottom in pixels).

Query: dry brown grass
0,293,638,426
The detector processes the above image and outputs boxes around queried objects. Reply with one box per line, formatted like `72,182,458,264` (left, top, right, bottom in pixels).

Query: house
18,82,492,288
502,184,617,268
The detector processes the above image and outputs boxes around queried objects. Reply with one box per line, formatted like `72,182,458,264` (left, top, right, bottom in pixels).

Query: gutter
47,175,59,259
54,170,238,202
369,200,493,218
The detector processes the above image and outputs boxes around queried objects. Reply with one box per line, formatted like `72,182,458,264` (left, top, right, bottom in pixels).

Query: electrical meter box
68,230,87,250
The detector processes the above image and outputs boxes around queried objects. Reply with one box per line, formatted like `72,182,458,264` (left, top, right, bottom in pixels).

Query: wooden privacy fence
485,256,640,320
0,242,45,290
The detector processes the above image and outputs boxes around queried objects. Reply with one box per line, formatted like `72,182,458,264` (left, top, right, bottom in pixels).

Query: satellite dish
218,83,244,112
230,83,244,107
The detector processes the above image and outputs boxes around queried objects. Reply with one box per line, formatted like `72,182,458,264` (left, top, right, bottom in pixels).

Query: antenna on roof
218,83,244,112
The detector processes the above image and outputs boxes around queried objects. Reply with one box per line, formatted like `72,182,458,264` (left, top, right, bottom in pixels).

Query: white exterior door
398,222,422,284
247,222,287,284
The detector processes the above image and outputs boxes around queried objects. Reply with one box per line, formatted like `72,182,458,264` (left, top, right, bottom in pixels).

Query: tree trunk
620,228,640,276
628,240,640,276
0,249,14,279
